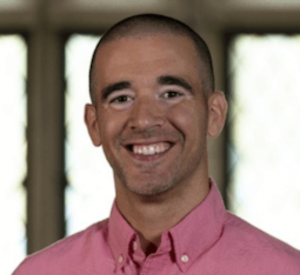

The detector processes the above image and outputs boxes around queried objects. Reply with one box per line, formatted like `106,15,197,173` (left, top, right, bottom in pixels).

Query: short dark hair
89,13,214,105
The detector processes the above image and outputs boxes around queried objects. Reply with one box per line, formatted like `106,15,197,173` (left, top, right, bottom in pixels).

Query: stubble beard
107,125,207,197
116,161,183,196
112,141,206,197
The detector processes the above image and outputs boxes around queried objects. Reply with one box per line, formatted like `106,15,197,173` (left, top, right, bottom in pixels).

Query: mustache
118,129,182,143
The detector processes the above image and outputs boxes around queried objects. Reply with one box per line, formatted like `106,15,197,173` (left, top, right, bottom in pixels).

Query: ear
84,104,102,146
207,91,228,138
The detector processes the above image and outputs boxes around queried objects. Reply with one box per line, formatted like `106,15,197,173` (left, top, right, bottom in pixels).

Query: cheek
168,102,200,134
99,111,125,148
168,101,208,152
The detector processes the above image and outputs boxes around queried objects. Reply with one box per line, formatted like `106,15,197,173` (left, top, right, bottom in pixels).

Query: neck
115,170,209,256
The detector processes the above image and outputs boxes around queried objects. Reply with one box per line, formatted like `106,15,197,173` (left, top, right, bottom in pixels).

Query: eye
110,95,133,104
163,91,183,99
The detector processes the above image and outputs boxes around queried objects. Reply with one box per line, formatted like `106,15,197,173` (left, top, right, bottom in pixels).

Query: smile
125,141,174,162
129,142,171,155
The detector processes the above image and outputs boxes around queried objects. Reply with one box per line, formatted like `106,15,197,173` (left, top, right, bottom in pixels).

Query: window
0,34,27,275
228,34,300,249
65,34,115,236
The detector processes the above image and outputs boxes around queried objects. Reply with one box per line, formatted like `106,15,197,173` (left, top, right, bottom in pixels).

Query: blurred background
1,0,300,273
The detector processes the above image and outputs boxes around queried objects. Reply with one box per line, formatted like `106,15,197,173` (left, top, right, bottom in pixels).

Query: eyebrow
101,81,131,101
101,75,193,102
157,75,193,94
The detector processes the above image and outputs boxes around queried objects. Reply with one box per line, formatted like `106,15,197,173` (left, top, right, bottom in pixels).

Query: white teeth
132,142,171,155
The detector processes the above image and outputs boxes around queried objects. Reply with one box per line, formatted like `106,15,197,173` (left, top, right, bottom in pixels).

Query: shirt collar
107,177,226,273
169,178,226,272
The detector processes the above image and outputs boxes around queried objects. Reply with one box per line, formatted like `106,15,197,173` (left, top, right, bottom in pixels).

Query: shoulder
13,219,112,275
221,212,300,273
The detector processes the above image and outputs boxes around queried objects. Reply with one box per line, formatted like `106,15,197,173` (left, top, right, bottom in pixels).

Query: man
14,14,300,275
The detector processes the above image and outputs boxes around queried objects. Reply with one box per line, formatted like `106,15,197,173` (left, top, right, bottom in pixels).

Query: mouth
124,141,175,162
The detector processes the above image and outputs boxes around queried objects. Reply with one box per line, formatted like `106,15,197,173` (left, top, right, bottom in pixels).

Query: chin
124,174,179,197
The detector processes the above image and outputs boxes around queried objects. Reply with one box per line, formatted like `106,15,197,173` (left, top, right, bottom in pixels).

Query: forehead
94,34,203,86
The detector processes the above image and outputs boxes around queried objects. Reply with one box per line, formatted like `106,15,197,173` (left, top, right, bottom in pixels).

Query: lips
124,141,174,162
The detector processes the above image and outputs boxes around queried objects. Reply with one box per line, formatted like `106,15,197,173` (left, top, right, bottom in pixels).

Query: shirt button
118,256,123,263
181,254,189,263
133,241,138,251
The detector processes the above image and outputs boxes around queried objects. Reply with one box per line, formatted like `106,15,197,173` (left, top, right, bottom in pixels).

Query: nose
127,95,166,131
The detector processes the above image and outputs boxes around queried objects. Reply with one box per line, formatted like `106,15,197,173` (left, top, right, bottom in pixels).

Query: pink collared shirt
13,179,300,274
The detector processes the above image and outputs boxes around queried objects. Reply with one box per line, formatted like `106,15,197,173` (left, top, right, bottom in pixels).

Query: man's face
86,33,222,196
